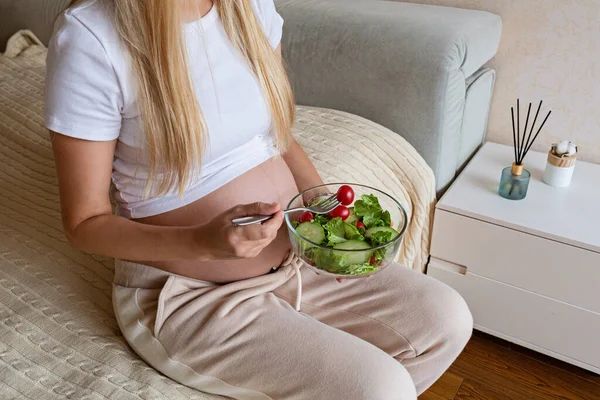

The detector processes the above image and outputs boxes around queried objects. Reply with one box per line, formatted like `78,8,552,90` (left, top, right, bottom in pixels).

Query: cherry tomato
369,255,377,265
336,185,355,206
329,205,350,220
299,211,314,223
356,221,366,230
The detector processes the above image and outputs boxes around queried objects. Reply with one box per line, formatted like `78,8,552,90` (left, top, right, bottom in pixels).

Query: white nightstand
428,142,600,373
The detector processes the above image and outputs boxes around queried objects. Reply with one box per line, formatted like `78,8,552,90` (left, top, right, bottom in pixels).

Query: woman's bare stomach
134,156,298,283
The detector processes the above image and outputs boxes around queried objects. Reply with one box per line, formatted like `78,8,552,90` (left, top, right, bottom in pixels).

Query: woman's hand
194,202,284,261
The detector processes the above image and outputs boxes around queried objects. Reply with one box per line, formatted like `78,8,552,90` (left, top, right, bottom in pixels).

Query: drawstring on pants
281,252,303,311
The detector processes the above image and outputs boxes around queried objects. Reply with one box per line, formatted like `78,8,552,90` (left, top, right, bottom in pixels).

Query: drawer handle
428,257,467,275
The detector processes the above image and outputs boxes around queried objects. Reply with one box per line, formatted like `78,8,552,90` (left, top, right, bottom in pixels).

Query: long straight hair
68,0,294,195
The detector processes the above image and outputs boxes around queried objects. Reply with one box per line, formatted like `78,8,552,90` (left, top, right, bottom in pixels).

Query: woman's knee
432,283,473,351
331,354,417,400
369,361,417,400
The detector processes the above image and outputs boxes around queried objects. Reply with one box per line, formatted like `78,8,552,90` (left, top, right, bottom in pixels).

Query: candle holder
498,99,551,201
499,163,531,200
543,142,577,187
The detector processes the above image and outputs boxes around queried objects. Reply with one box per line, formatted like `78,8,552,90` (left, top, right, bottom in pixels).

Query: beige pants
113,255,472,400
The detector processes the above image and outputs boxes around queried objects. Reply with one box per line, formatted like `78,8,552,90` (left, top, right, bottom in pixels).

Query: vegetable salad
292,186,399,275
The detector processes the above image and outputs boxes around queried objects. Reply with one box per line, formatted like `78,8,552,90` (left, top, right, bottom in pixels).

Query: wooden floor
420,330,600,400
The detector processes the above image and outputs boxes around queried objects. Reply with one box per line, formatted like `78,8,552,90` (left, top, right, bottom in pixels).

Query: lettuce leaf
339,263,379,275
355,193,379,210
323,217,347,246
310,247,379,275
310,248,346,270
313,213,330,226
354,194,391,228
370,230,394,247
362,215,383,228
372,249,385,264
382,210,391,226
323,260,379,275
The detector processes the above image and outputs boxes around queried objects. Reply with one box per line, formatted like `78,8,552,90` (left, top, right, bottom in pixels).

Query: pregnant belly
134,156,299,282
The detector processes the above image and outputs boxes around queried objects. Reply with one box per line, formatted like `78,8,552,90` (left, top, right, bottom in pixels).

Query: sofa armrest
276,0,502,191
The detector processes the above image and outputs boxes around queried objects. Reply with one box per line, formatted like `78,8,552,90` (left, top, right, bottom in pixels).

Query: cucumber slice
334,240,371,250
343,222,362,240
333,240,372,265
296,222,326,244
364,226,399,240
344,207,359,224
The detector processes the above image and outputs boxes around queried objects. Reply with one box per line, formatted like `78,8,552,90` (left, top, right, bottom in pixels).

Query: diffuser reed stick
510,99,551,168
521,109,552,162
511,107,517,165
519,101,543,164
519,102,532,162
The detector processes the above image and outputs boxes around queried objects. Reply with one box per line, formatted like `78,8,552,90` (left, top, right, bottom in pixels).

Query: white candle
543,144,577,188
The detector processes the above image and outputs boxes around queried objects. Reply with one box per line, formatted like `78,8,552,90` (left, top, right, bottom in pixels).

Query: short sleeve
254,0,284,48
44,13,123,141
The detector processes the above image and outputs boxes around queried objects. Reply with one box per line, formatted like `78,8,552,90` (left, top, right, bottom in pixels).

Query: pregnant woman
46,0,472,398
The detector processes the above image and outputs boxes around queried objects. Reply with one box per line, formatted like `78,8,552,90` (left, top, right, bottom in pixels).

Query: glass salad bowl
285,183,407,279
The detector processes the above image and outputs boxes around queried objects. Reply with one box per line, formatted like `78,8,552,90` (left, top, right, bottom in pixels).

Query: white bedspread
0,31,435,399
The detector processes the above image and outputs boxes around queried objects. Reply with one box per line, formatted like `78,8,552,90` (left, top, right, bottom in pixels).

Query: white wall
398,0,600,164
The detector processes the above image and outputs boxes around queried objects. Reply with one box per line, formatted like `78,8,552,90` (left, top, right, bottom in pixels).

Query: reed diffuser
498,99,552,200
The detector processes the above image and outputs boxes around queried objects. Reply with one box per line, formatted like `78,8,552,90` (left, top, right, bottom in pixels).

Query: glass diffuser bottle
498,162,530,200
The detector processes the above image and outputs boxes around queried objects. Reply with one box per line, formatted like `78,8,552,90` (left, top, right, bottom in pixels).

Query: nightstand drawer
428,264,600,373
430,209,600,313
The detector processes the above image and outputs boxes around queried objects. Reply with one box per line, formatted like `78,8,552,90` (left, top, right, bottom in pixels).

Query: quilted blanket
0,31,435,399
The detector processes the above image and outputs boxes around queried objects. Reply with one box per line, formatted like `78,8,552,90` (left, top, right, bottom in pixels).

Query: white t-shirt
44,0,284,219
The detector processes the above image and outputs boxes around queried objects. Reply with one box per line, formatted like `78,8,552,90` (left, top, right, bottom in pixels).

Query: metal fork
231,194,341,226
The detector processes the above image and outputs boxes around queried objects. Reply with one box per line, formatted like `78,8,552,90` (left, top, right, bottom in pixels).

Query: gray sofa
277,0,502,192
0,0,502,192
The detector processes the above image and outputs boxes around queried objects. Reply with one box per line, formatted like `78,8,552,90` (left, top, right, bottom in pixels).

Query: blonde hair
69,0,294,195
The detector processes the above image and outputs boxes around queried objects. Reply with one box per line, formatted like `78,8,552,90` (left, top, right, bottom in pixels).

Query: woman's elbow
63,224,85,250
62,216,93,251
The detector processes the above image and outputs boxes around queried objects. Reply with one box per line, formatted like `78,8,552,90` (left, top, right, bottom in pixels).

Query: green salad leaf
355,193,379,209
370,230,394,247
323,217,347,246
309,197,324,206
310,248,378,275
354,194,391,228
310,248,346,270
369,231,396,265
313,213,330,226
328,262,379,275
382,210,392,226
362,215,381,228
372,249,385,264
